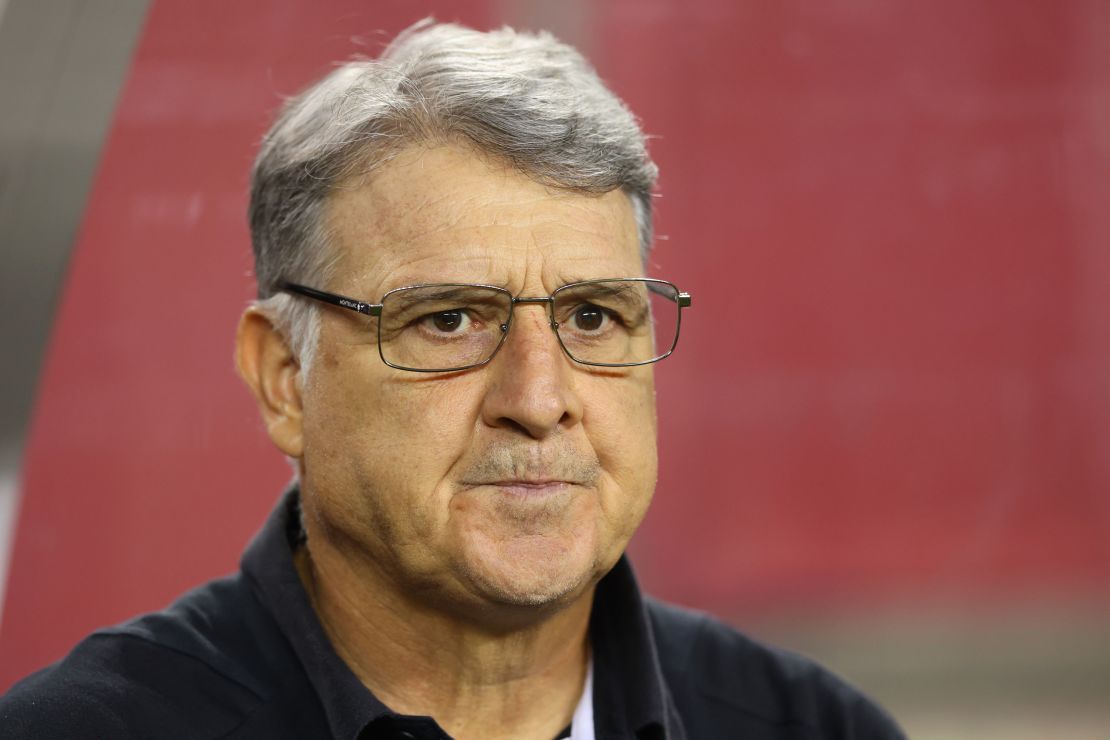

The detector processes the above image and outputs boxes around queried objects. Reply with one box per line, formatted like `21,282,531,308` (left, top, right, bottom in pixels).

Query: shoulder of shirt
643,597,907,739
0,574,291,739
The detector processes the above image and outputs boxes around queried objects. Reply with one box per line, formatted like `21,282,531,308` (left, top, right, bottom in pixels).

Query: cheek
300,368,489,571
597,370,657,447
374,389,477,494
588,373,658,518
304,361,483,502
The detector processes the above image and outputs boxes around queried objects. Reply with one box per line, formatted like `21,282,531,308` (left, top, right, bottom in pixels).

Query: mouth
464,480,577,497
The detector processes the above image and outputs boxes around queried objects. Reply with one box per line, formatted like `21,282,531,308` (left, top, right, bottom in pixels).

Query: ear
235,307,304,458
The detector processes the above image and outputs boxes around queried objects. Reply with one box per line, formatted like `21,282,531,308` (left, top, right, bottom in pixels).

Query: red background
3,0,1109,690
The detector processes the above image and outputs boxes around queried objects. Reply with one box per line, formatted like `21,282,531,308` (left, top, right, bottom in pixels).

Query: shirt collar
589,558,681,740
240,485,681,740
241,485,397,740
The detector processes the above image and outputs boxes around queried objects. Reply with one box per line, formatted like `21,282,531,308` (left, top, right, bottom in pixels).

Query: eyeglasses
282,278,692,373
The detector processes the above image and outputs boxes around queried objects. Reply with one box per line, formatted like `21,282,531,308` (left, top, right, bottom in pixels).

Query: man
1,21,903,739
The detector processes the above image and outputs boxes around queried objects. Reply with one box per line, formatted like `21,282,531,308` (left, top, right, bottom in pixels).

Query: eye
426,309,470,334
572,304,609,332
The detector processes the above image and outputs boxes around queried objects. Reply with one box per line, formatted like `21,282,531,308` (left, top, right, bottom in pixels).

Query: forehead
323,144,642,294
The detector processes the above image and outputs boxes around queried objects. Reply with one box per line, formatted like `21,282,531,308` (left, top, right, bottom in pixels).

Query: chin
457,536,601,610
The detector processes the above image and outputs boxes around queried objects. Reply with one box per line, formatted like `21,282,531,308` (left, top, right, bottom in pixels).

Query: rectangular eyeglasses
282,278,692,373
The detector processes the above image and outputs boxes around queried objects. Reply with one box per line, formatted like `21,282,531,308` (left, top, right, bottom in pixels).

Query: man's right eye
424,309,470,334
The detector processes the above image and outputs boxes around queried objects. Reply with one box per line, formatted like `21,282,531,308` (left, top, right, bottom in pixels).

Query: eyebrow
387,286,507,308
559,281,644,301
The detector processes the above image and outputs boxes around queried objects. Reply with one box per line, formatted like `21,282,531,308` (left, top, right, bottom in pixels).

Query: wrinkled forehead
322,144,642,294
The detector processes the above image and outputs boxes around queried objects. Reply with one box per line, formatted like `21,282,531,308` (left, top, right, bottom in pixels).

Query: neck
295,540,593,740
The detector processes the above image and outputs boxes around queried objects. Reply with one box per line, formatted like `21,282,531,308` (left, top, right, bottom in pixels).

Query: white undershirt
568,654,595,740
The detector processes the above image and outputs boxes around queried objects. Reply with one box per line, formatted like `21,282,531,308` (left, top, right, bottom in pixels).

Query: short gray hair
248,20,658,371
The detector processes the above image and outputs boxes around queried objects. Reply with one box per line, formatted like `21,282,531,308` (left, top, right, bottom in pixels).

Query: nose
479,302,583,440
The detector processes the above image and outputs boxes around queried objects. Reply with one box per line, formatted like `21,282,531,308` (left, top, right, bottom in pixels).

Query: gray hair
248,20,658,371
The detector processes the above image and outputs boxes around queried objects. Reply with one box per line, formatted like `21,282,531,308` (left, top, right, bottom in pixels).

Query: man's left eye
572,305,609,332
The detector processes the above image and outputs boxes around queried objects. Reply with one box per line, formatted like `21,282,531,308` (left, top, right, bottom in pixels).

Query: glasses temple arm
646,281,692,308
281,283,382,316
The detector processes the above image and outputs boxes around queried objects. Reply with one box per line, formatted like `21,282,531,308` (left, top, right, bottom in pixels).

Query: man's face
298,144,657,615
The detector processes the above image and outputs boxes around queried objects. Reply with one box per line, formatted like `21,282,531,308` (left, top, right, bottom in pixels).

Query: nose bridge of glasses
510,296,558,329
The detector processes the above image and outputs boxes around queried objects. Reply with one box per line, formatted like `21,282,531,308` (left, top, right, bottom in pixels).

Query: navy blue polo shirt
1,488,905,739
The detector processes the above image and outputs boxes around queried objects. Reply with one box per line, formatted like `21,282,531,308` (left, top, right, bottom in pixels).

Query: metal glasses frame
281,278,692,373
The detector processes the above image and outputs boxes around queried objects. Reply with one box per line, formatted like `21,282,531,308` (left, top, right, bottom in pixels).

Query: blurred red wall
3,0,1109,690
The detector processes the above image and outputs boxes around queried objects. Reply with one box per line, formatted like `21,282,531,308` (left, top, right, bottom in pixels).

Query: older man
2,22,902,740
